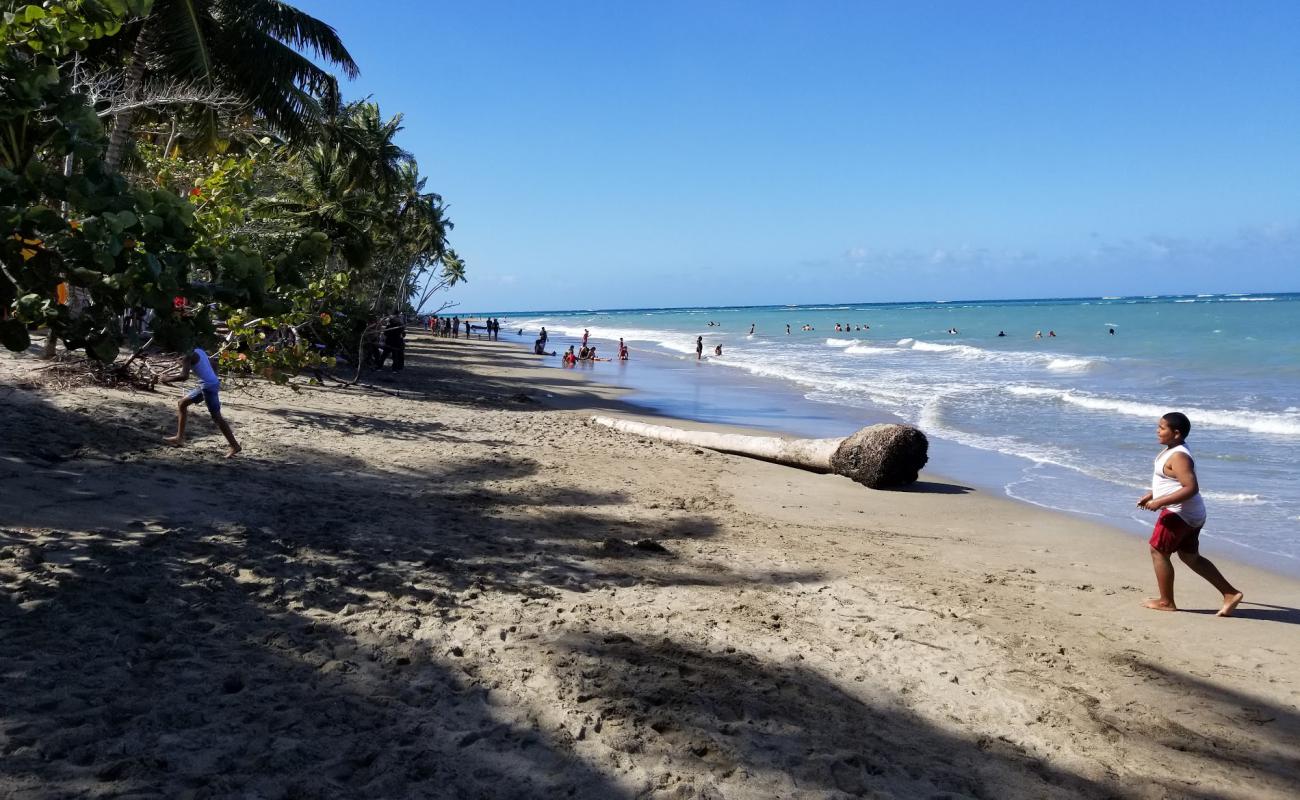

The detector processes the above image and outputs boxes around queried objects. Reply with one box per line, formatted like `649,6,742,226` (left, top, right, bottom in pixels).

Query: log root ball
830,424,929,488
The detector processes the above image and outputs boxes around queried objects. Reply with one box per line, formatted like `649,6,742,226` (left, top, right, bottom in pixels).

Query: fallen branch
590,416,929,489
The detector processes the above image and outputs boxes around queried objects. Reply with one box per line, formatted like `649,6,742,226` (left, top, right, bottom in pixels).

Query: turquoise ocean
493,293,1300,576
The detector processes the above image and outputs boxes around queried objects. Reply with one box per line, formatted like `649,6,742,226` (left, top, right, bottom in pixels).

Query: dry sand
2,332,1298,799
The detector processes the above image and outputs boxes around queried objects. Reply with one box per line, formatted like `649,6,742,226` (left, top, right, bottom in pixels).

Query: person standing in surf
695,336,703,360
1136,412,1243,616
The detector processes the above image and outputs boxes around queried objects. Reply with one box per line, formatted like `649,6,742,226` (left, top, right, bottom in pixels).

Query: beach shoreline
492,324,1300,582
3,332,1298,798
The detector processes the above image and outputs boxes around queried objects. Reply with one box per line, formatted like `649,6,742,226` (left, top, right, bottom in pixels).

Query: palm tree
104,0,358,168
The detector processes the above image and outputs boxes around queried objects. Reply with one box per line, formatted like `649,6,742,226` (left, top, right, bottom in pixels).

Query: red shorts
1149,509,1201,555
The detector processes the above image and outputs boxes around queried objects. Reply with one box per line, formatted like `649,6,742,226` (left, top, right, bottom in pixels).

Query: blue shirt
192,348,220,390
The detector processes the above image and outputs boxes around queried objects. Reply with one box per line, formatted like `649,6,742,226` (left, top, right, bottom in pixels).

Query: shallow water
497,293,1300,576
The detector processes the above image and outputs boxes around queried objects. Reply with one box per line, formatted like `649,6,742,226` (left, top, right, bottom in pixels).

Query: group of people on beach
555,328,629,366
427,315,502,341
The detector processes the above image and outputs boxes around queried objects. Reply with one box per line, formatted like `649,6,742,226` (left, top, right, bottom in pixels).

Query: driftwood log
590,416,928,489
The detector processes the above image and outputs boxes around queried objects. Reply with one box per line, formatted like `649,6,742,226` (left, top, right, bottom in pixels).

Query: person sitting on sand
578,345,589,360
160,346,241,458
1136,412,1243,617
563,345,576,366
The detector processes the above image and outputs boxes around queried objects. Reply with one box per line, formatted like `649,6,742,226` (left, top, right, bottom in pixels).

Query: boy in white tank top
1136,412,1242,616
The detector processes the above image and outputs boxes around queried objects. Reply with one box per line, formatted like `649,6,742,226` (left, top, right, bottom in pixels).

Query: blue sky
294,1,1300,311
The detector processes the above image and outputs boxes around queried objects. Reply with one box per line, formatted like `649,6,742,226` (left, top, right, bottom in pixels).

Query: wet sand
2,332,1298,798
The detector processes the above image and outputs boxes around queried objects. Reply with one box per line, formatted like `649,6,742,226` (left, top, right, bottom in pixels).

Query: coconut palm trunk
590,415,929,489
104,30,151,170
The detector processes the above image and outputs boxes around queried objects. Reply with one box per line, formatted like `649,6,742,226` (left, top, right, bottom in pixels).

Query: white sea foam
1175,299,1196,303
897,338,1104,372
1046,358,1094,372
843,345,886,355
1005,387,1300,436
1204,492,1267,505
824,338,856,347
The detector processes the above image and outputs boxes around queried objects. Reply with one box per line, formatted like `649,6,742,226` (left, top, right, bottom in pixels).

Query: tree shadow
553,632,1129,798
0,388,827,796
1109,653,1300,793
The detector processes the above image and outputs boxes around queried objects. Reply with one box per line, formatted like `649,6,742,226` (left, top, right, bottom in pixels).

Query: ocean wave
1005,387,1300,436
1046,358,1094,372
1203,492,1267,505
824,338,856,347
899,338,1105,372
843,345,885,355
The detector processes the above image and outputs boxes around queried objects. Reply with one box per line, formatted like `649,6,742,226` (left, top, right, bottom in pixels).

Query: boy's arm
1143,453,1199,509
159,353,192,384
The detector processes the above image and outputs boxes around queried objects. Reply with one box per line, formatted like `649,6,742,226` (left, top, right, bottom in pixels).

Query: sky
293,1,1300,312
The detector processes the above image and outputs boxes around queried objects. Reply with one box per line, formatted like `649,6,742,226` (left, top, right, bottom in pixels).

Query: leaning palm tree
104,0,358,168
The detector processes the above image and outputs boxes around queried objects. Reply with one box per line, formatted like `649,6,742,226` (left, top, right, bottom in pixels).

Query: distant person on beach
749,323,755,335
1034,330,1042,339
582,328,589,347
786,324,791,335
1136,412,1243,617
540,327,548,345
998,330,1007,337
714,344,723,356
1048,330,1056,337
618,338,629,360
563,345,576,366
160,346,241,458
378,314,405,371
696,336,704,360
1109,328,1116,335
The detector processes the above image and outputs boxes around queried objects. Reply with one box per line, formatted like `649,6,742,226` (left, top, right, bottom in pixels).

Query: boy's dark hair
1162,411,1191,439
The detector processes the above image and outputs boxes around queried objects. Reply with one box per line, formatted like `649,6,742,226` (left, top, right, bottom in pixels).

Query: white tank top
1152,445,1206,527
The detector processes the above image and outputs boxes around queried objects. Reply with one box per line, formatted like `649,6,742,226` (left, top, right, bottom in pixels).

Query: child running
1136,412,1242,616
160,345,241,458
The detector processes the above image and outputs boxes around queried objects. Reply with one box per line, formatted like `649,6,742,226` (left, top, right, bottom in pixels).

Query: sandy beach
2,332,1298,799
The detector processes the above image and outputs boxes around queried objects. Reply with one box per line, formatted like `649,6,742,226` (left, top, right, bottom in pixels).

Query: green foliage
1,1,151,56
0,0,277,359
1,2,464,380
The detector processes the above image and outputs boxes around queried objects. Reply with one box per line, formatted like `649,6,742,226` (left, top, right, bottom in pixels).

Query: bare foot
163,435,183,447
1217,592,1244,617
1142,598,1177,612
225,444,242,459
